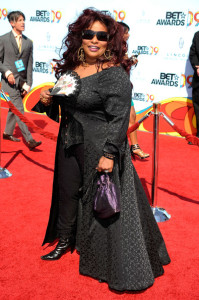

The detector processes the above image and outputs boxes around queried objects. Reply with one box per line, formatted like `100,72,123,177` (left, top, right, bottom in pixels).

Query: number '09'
113,10,126,21
0,9,7,19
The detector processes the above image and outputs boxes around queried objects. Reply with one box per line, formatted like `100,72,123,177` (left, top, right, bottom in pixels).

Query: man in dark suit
189,31,199,139
0,11,41,149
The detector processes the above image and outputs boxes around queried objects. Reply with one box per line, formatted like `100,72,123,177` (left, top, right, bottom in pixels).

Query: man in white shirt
0,11,41,149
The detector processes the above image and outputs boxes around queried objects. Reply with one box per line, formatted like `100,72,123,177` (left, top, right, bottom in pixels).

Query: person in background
118,21,150,159
189,31,199,142
38,8,170,292
0,11,42,149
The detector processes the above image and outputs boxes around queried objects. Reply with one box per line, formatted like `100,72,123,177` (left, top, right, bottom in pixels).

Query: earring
77,46,87,65
104,49,112,60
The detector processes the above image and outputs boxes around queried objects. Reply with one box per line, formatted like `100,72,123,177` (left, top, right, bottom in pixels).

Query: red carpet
0,107,199,300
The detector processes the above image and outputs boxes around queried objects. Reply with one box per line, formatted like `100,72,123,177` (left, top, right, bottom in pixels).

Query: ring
104,170,109,173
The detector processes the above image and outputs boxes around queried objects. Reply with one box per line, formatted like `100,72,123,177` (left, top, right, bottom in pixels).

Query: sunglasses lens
82,30,109,41
82,30,94,40
97,32,109,41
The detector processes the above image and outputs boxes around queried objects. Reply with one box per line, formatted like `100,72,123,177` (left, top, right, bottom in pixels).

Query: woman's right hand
40,89,53,106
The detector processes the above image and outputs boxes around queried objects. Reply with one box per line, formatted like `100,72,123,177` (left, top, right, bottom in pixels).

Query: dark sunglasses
82,30,109,42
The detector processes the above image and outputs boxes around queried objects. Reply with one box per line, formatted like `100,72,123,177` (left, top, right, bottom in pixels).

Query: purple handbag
93,173,121,219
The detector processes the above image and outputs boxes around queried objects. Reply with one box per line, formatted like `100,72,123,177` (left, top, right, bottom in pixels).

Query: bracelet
103,152,115,160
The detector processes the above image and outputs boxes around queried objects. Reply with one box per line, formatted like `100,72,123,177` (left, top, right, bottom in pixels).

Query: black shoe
28,139,42,150
41,238,75,261
3,133,20,142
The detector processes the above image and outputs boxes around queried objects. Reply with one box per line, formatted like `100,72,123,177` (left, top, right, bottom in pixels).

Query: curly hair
54,8,134,77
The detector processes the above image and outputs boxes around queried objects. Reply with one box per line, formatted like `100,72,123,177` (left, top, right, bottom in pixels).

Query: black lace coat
40,66,170,291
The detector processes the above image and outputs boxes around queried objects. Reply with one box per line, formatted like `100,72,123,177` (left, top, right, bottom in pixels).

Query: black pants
56,144,84,239
192,88,199,137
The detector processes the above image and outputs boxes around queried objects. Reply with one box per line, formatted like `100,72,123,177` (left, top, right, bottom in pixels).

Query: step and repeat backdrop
0,0,198,136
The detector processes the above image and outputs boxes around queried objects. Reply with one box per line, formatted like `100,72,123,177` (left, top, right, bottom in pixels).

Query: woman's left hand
96,156,114,173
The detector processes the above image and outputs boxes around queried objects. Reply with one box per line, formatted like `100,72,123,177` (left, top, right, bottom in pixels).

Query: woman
118,21,150,160
39,8,170,292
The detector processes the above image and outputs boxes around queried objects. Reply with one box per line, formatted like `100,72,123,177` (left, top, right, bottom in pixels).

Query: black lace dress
41,66,170,291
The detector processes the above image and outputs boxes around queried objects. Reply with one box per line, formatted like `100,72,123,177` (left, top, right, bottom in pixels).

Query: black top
46,66,132,157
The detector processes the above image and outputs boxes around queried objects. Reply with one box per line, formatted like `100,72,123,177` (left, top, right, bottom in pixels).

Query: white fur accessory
50,70,81,97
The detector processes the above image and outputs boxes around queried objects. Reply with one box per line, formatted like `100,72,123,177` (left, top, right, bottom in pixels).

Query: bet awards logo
151,73,193,88
156,11,186,26
0,8,8,20
133,93,155,102
132,46,159,56
33,61,56,74
30,10,62,23
151,73,179,87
